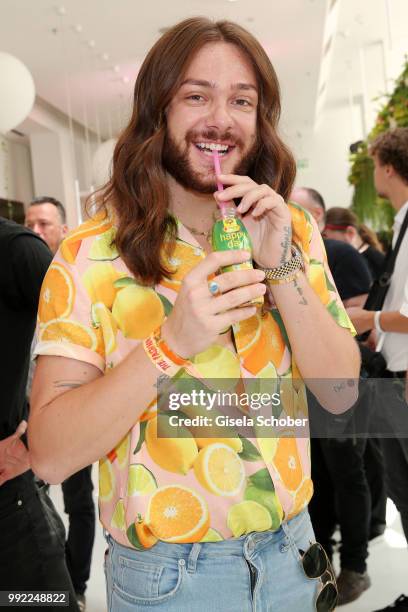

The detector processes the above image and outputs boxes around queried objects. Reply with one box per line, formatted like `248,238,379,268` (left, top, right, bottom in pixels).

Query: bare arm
28,349,159,484
28,250,265,484
343,294,368,308
270,274,360,413
347,307,408,334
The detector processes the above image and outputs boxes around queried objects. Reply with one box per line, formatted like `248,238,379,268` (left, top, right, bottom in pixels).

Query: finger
215,306,258,329
15,420,28,438
186,250,251,285
251,196,279,218
215,182,256,203
213,268,265,294
236,185,272,214
217,174,252,185
208,283,267,314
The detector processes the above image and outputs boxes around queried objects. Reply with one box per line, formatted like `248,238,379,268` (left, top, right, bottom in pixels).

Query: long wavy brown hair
97,17,296,285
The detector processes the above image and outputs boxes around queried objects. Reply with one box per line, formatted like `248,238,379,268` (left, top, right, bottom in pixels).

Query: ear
61,224,69,237
385,164,395,178
314,206,324,223
346,226,357,239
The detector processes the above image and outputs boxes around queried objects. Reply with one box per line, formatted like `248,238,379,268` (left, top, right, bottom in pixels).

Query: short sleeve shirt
34,204,354,548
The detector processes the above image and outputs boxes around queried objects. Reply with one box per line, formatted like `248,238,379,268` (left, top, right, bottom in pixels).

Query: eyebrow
180,78,258,93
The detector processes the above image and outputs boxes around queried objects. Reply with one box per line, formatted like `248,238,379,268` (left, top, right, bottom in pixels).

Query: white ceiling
1,0,327,140
1,1,407,150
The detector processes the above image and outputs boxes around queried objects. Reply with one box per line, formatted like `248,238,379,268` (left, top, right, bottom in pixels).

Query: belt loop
187,543,201,574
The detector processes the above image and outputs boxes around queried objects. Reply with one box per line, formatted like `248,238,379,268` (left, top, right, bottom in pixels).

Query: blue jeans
104,510,321,611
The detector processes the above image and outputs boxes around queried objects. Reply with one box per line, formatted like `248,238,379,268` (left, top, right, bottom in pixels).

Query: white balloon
0,53,35,134
92,138,116,187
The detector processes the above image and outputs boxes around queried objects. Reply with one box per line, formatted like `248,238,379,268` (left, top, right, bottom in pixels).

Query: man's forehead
179,78,257,93
180,43,258,91
26,203,59,220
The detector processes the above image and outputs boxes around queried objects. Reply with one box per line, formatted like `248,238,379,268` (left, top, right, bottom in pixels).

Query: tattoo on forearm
333,380,355,393
53,380,85,390
280,226,292,265
293,278,308,306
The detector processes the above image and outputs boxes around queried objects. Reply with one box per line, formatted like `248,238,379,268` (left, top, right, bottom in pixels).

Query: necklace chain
181,212,218,242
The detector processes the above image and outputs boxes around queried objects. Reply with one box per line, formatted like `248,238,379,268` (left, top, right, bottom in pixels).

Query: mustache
185,128,244,148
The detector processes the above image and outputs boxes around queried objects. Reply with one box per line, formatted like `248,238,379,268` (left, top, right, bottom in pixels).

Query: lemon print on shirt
112,285,164,339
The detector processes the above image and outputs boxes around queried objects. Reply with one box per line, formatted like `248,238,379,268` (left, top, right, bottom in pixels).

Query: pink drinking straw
212,150,228,215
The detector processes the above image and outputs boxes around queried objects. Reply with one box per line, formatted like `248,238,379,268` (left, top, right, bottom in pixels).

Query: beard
162,128,260,194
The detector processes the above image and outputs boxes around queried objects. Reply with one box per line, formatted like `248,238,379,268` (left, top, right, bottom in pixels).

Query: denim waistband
106,509,309,562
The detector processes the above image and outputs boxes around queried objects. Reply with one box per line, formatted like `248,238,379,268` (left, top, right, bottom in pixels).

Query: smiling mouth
194,142,235,156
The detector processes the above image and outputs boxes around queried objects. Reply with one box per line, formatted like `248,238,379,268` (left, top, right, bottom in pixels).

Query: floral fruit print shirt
34,203,354,549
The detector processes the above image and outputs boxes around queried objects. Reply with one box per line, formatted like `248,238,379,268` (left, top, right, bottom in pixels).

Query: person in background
25,196,68,254
324,207,385,281
25,198,95,612
290,187,371,306
323,205,388,542
348,128,408,612
291,187,374,605
0,216,79,611
28,17,360,611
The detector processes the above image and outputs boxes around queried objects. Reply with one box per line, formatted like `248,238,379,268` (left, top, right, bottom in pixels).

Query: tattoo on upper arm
53,380,85,390
280,226,292,265
293,277,308,306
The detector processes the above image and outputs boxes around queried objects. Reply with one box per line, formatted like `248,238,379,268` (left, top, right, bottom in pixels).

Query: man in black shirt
0,217,79,611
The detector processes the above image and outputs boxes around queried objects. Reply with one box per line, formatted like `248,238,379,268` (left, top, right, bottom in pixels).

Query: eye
187,94,205,102
234,98,252,107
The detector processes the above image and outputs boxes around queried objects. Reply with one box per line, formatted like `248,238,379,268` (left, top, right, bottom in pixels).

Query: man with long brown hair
29,18,359,611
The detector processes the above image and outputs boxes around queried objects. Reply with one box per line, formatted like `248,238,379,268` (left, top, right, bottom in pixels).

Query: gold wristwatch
262,246,304,285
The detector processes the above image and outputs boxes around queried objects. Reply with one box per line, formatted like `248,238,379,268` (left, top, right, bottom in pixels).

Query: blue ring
208,281,220,295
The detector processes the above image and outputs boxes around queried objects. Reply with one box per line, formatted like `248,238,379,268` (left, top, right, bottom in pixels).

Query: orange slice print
234,314,261,358
243,314,285,374
287,477,314,520
145,485,210,543
38,263,75,324
39,318,98,350
272,437,303,492
60,214,112,264
163,242,204,288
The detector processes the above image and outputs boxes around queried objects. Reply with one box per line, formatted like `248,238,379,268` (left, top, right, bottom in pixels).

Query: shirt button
17,500,23,506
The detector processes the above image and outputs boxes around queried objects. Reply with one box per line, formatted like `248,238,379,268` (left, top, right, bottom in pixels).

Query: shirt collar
393,201,408,228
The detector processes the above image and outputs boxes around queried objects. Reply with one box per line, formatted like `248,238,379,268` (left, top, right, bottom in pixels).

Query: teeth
197,142,229,152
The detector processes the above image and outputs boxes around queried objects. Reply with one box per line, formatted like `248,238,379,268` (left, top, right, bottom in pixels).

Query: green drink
211,207,264,308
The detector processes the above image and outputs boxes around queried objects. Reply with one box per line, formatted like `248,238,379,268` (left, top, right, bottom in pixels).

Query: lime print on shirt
34,203,354,549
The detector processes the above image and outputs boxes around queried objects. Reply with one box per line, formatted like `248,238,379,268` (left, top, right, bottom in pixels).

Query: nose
32,223,44,238
205,100,233,133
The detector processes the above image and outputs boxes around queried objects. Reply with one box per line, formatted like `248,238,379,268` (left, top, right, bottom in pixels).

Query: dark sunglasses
299,542,338,611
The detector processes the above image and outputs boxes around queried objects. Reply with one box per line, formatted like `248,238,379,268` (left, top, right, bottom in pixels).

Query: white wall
22,99,99,229
0,135,34,204
290,98,364,208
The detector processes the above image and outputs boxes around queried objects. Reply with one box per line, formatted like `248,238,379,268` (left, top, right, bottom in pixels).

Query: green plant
349,56,408,230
